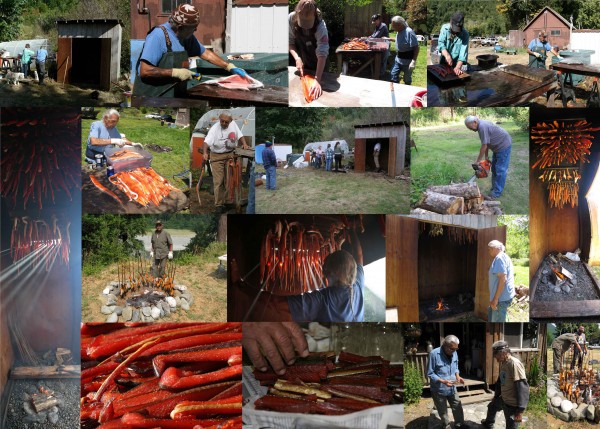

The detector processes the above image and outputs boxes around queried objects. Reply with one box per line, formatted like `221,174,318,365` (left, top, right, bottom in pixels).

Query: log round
417,191,464,214
428,182,481,199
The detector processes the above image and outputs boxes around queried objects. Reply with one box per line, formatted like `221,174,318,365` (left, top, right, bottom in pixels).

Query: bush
527,355,543,387
404,362,424,405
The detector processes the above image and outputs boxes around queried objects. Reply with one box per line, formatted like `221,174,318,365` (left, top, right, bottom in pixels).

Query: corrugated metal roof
354,121,409,128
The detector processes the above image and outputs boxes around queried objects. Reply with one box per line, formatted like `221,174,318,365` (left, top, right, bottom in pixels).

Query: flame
436,297,449,311
552,267,566,280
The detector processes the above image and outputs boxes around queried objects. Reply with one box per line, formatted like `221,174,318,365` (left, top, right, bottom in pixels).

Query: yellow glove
171,68,194,81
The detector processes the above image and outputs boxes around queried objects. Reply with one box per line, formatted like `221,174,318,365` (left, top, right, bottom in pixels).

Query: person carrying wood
481,341,529,429
570,326,588,371
465,115,512,200
527,31,561,69
437,12,469,76
427,335,466,429
487,240,516,322
552,332,583,374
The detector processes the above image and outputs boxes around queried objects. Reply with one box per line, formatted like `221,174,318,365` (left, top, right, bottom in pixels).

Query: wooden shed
529,109,600,321
354,121,409,177
522,6,571,50
386,215,506,323
405,322,546,390
56,19,123,90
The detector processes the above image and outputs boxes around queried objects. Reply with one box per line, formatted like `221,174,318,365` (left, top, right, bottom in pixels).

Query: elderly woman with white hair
487,240,516,322
427,335,466,429
465,115,512,200
85,109,131,159
386,16,419,85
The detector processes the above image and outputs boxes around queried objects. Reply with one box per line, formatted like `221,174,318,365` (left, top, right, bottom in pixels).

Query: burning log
417,191,464,214
435,297,450,312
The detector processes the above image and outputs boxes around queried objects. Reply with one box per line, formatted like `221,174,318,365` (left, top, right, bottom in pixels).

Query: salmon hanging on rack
301,74,318,103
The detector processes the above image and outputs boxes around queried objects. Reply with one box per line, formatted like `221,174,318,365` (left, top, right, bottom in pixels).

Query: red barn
522,6,571,50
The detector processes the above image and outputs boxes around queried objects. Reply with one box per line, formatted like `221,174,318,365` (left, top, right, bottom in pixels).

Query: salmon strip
301,74,317,103
89,175,125,208
202,75,264,91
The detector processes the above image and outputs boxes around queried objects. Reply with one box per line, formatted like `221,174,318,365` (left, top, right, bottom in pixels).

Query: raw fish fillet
301,74,317,103
202,75,264,90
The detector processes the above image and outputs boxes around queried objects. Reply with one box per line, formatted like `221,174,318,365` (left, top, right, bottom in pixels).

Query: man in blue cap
262,141,277,191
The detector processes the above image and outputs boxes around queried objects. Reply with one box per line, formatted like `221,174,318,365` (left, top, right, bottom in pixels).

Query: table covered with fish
335,38,389,80
83,146,188,214
288,67,426,107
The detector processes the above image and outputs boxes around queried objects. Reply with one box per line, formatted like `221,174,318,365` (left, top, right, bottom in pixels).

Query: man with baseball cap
527,30,561,69
438,12,469,76
481,341,529,429
289,0,329,100
369,14,389,79
150,220,173,279
134,3,250,98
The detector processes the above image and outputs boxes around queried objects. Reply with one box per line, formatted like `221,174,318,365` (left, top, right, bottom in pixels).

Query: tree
406,0,427,33
185,214,220,254
256,108,324,151
577,0,600,29
0,0,27,41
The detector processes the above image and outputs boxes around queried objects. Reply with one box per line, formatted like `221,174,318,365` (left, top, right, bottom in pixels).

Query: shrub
404,362,424,405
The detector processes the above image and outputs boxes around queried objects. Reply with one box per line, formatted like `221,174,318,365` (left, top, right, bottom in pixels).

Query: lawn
389,31,427,88
255,167,410,214
411,120,529,214
81,109,191,191
82,241,227,322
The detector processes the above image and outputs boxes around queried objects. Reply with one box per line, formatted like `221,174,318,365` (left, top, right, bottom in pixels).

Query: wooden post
63,56,69,88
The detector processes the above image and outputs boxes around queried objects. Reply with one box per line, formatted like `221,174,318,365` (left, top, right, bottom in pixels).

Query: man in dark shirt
370,14,390,79
150,220,173,279
262,141,277,191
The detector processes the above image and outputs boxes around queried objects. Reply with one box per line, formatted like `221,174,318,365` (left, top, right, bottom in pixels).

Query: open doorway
365,138,390,172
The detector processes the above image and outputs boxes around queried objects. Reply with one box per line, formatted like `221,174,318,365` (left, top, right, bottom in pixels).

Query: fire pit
420,294,475,321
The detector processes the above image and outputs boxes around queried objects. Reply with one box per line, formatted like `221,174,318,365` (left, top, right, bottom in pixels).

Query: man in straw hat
134,3,249,97
481,341,529,429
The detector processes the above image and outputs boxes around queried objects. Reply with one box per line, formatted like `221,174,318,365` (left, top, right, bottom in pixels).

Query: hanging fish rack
10,214,71,269
531,119,600,209
418,222,476,244
260,216,365,296
117,255,176,297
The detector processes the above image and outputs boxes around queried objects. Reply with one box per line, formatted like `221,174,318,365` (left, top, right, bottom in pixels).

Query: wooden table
427,66,558,106
550,62,600,107
335,45,383,79
288,67,426,107
83,168,188,214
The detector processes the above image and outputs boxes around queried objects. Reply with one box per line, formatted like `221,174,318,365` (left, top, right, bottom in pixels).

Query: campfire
435,297,450,311
117,255,177,297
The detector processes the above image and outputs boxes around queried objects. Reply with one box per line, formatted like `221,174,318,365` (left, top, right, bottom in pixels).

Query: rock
48,412,59,424
114,306,123,316
552,405,572,422
571,402,588,420
175,297,182,306
174,284,187,291
571,277,578,286
552,396,563,407
132,309,140,322
50,406,58,414
181,292,191,301
122,306,133,321
101,305,115,315
166,297,177,308
106,293,117,302
161,301,171,316
103,286,112,295
151,306,161,319
587,404,595,421
554,286,562,293
561,284,571,293
561,399,574,413
106,313,118,323
547,387,559,398
174,290,182,297
142,306,151,317
23,401,35,415
109,281,119,287
181,300,190,311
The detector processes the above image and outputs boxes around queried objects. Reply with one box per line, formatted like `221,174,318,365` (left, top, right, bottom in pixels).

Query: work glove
110,138,124,147
171,68,194,81
168,251,173,260
150,251,154,259
226,62,249,79
556,55,564,60
408,59,416,70
533,52,541,58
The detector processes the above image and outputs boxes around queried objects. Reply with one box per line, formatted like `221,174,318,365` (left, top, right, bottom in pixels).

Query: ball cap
450,12,464,33
371,14,381,22
492,340,509,354
155,220,163,225
265,141,273,147
172,4,200,26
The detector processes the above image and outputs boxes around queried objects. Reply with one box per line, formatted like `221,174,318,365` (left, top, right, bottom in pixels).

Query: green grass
514,264,529,286
388,31,426,88
411,120,529,214
81,109,191,190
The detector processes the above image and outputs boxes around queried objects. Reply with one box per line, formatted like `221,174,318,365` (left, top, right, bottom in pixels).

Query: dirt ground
0,77,126,106
81,258,227,322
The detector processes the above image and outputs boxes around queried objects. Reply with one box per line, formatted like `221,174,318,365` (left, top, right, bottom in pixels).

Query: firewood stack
411,182,502,215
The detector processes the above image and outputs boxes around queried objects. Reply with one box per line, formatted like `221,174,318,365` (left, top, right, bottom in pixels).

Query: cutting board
427,65,470,84
501,64,555,82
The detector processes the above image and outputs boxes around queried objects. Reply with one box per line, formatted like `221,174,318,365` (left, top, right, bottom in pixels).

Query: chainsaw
468,159,491,184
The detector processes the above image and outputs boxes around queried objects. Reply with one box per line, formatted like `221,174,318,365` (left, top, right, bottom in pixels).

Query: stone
142,306,151,317
174,284,187,291
109,281,119,287
181,300,190,311
151,306,161,319
561,284,571,293
103,286,112,295
122,306,133,321
587,404,595,421
48,412,59,424
101,305,115,315
552,396,563,407
547,387,559,398
174,290,183,297
161,301,171,316
561,399,574,413
23,401,35,415
132,309,140,322
175,297,182,306
552,405,572,422
114,306,123,316
554,286,561,293
571,402,588,420
166,297,177,308
106,313,118,323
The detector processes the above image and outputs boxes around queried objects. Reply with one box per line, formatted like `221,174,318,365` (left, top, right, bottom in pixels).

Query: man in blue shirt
262,141,277,191
386,16,419,85
34,46,48,85
370,14,390,79
85,109,131,159
438,12,469,76
487,240,515,322
527,31,561,69
134,4,249,97
427,335,466,429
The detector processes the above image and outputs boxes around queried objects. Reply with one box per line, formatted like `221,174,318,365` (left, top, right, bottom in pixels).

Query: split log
11,365,80,379
428,182,481,199
32,396,59,413
410,208,441,216
417,191,464,214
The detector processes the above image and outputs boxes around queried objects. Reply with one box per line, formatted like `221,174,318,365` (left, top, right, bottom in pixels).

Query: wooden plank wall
343,0,383,37
56,38,72,84
354,138,366,172
355,125,406,176
485,323,502,385
386,215,419,322
0,307,13,399
408,214,498,229
475,226,506,320
389,136,398,177
405,352,429,385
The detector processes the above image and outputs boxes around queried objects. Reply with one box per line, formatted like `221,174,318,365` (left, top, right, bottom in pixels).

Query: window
161,0,191,14
551,30,561,36
503,323,539,349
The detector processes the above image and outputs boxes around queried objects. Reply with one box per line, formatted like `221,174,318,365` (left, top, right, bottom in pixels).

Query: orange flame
436,297,449,311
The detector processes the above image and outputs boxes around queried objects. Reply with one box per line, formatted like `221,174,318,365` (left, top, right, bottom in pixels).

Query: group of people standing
310,142,345,172
18,43,48,84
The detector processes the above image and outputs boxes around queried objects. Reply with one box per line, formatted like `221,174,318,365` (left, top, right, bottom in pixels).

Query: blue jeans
390,58,413,85
246,162,255,214
326,158,332,171
380,49,390,79
265,165,276,190
22,62,29,77
488,299,512,322
491,147,511,198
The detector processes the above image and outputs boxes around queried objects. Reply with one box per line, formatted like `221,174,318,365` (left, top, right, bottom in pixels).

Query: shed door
388,136,397,177
57,38,73,84
386,215,419,321
354,138,366,172
475,226,507,320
